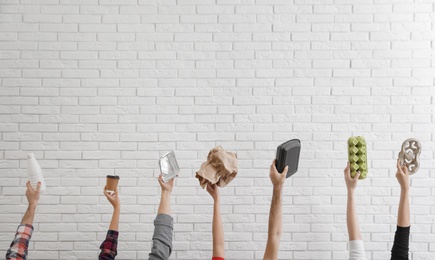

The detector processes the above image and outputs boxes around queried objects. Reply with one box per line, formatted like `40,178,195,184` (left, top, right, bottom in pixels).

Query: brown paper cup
106,175,120,192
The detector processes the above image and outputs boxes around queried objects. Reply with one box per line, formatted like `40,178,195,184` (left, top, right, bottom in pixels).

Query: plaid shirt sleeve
6,224,34,260
99,230,119,260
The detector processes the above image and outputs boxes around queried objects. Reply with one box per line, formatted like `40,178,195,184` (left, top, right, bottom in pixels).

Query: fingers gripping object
159,151,180,183
347,136,368,180
398,138,421,175
275,139,301,178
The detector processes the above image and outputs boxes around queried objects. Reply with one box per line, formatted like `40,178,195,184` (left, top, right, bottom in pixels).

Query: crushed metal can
159,151,180,183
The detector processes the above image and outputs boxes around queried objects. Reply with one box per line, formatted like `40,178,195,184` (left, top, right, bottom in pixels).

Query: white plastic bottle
26,153,46,191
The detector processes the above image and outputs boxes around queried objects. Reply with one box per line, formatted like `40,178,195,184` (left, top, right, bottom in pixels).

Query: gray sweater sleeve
148,214,173,260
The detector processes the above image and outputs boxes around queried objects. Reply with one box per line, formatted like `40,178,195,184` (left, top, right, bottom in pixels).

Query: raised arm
206,184,225,259
157,175,173,215
149,175,175,260
344,163,368,260
22,181,41,226
99,188,121,260
344,163,362,241
391,160,410,260
263,160,287,260
395,160,410,227
104,188,121,231
6,181,41,260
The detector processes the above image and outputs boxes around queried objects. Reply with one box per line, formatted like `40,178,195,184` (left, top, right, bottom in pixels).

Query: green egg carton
347,136,368,180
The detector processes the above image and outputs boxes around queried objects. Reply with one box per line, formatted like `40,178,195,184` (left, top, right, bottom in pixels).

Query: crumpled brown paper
196,146,238,189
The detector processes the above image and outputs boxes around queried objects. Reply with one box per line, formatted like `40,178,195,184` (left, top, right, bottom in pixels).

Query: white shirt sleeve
349,240,367,260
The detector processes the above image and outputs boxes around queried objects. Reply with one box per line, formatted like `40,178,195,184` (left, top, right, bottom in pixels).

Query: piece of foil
159,151,180,183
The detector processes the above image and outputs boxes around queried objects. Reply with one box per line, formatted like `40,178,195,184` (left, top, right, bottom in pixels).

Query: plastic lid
26,153,35,159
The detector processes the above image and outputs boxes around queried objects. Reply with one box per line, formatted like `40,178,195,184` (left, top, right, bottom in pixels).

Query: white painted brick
79,115,117,123
21,106,60,115
57,33,97,42
100,69,138,78
141,14,179,24
120,133,157,142
40,115,78,123
117,115,155,124
137,123,176,133
78,97,116,106
0,15,21,25
43,133,80,141
0,88,20,96
1,5,39,14
100,106,138,115
195,24,232,33
58,89,95,98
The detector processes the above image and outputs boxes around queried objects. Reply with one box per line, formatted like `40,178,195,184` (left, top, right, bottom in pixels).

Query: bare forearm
347,190,362,240
264,186,283,259
269,187,283,238
158,190,171,215
212,198,225,257
21,204,37,226
397,188,410,227
109,207,120,231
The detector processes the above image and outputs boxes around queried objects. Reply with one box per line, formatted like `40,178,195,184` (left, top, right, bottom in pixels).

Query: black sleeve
390,225,410,260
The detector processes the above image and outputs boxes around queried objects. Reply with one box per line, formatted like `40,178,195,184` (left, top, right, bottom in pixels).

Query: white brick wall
1,0,435,259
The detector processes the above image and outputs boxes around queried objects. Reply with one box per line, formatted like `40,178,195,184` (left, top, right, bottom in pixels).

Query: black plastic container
275,139,301,178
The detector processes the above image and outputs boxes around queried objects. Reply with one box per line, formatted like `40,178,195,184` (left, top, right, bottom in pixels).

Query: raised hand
26,181,41,206
206,183,219,201
344,163,360,193
395,159,410,191
269,160,288,188
104,187,121,209
158,175,174,192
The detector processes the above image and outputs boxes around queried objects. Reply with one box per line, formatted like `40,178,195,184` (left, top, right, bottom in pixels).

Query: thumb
26,181,33,191
112,188,119,197
396,159,402,171
401,165,409,175
282,166,289,177
36,181,41,192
